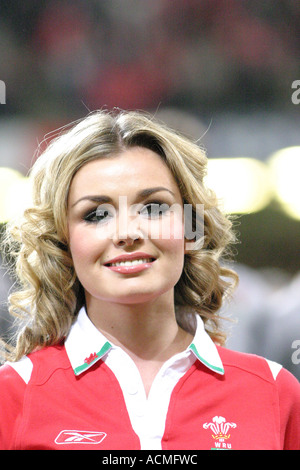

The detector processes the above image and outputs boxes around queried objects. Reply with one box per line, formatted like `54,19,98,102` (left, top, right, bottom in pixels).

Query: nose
112,200,144,247
114,233,141,247
113,225,143,247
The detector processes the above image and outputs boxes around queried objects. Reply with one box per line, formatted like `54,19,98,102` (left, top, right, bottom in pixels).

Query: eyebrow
71,187,176,208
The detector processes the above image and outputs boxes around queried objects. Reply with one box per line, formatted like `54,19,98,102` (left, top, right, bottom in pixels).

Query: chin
109,291,160,305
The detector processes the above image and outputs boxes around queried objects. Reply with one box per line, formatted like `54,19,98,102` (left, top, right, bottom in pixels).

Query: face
67,147,186,308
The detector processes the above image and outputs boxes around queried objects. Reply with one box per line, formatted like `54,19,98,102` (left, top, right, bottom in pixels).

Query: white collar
65,307,224,376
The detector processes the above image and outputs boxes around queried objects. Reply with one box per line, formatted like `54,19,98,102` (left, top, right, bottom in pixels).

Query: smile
108,258,153,267
104,253,156,274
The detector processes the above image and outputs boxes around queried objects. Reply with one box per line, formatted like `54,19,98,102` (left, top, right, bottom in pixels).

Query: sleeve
276,367,300,450
0,363,26,450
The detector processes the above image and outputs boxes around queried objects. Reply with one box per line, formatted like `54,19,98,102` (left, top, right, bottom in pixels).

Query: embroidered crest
203,416,236,449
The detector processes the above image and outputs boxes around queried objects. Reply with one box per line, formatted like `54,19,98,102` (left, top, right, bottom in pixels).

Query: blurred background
0,0,299,378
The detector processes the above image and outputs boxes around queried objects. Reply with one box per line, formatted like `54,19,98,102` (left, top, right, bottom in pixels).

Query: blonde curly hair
2,109,238,361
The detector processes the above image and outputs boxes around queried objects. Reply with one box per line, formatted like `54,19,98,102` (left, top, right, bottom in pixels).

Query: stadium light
268,146,300,220
205,157,274,214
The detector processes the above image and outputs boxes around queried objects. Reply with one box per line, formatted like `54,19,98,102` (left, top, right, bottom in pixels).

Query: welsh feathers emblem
203,415,237,440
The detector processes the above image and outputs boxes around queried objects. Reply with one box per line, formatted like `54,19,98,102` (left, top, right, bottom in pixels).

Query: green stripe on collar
73,341,112,376
189,343,224,375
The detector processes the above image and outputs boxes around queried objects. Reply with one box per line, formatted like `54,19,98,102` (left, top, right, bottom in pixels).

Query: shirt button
127,384,138,395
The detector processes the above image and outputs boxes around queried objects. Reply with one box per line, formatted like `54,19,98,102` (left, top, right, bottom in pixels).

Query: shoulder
0,361,28,431
0,356,33,385
0,344,72,450
218,346,300,390
216,347,300,449
218,346,285,382
0,343,70,386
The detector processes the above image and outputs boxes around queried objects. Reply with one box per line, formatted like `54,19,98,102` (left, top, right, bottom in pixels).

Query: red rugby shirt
0,308,299,450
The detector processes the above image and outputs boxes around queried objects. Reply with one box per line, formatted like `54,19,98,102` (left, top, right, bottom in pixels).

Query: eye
84,206,113,224
139,202,170,218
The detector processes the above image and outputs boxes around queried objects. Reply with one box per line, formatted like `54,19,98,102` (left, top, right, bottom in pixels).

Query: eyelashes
138,202,170,218
83,208,112,223
83,201,170,224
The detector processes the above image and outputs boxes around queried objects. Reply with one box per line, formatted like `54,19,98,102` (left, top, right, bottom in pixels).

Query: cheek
68,225,102,266
168,213,185,241
154,218,186,271
156,236,185,290
141,212,185,242
157,236,185,260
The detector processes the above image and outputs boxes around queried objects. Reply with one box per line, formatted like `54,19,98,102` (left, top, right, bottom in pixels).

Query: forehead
68,147,181,201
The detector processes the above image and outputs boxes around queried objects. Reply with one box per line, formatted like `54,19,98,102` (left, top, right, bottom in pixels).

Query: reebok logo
55,430,107,445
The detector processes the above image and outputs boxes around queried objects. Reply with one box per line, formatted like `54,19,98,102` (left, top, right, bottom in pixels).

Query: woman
0,110,299,450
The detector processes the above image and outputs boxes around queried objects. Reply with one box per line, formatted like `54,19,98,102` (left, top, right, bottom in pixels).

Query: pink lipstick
104,252,156,274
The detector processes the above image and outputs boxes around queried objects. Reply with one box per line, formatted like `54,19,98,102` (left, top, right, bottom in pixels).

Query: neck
85,292,194,396
85,292,192,362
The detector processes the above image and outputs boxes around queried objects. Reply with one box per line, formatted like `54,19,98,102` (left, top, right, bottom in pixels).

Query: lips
104,252,156,274
104,252,156,266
